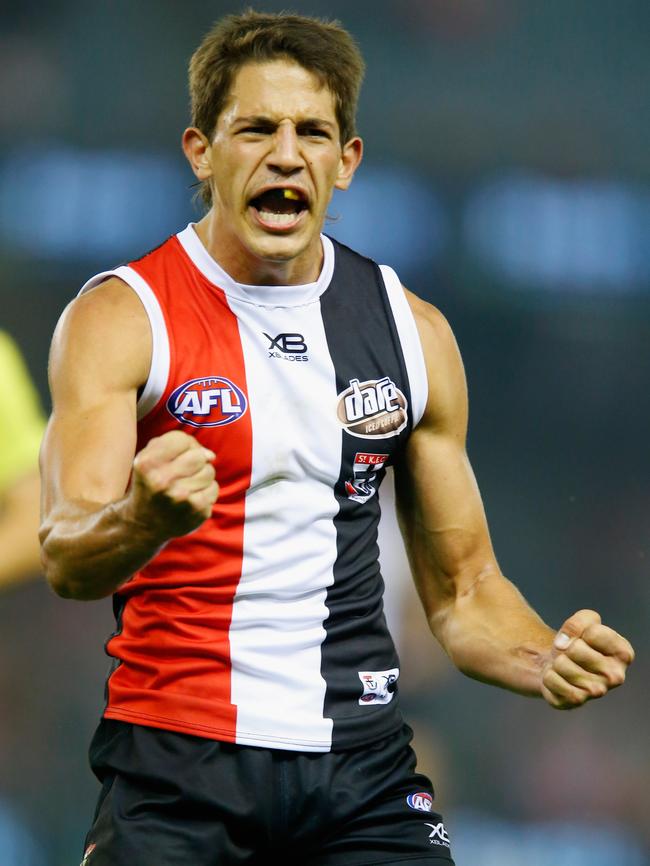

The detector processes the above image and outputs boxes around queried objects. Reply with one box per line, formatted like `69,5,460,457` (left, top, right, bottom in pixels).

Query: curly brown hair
189,9,365,206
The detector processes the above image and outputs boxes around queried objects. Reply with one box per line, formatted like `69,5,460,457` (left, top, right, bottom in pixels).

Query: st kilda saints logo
345,452,389,503
166,376,247,427
264,332,309,362
337,376,407,438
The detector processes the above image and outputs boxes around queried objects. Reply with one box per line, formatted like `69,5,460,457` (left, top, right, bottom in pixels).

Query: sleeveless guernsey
80,224,428,753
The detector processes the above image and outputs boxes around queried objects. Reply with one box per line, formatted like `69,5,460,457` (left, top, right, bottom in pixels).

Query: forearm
0,474,43,590
40,497,165,600
433,568,556,697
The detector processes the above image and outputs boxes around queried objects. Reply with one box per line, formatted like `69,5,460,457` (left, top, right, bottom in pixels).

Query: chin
248,230,314,264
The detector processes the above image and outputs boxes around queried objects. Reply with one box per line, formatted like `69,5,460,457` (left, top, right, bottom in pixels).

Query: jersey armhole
78,266,170,420
379,265,429,429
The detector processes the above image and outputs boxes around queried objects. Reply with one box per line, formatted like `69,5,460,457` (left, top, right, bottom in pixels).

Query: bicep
41,398,138,514
40,280,150,515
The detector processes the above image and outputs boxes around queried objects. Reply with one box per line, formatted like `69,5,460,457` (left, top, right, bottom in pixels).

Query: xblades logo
264,332,309,362
424,822,450,847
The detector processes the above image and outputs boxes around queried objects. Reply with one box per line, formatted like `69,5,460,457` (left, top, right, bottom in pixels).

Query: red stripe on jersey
103,235,253,742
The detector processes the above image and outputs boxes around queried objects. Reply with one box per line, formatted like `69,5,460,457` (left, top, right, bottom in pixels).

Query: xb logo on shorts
424,822,450,848
167,376,248,427
337,377,407,438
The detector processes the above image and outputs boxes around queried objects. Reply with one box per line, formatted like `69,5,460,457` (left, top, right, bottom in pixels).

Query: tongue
253,189,301,214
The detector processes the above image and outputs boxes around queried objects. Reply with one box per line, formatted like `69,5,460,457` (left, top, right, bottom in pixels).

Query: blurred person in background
0,329,46,864
0,329,44,591
38,10,635,866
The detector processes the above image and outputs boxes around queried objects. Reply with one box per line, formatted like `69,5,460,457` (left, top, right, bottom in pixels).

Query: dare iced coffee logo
337,377,407,438
167,376,247,428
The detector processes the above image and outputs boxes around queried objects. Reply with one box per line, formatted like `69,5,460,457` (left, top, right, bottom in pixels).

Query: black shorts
82,718,455,866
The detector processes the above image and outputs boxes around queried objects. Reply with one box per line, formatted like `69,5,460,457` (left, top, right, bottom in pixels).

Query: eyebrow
233,115,336,131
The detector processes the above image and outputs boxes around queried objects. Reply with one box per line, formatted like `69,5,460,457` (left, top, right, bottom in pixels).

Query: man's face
190,60,362,277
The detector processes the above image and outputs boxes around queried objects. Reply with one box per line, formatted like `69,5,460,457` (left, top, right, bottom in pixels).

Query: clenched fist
541,609,634,710
128,430,219,541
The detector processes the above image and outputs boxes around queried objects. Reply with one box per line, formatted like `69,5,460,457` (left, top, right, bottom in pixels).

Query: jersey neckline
176,223,335,308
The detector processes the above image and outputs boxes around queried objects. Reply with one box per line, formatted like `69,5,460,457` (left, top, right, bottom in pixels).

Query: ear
182,127,213,182
334,136,363,191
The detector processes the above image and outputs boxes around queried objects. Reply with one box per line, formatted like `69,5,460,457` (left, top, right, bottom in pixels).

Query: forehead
219,59,338,127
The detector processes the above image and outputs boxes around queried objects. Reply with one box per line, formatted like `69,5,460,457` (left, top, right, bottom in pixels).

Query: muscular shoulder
50,277,151,399
403,288,456,357
403,287,467,437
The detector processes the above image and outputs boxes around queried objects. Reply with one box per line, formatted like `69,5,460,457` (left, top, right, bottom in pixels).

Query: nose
267,122,304,175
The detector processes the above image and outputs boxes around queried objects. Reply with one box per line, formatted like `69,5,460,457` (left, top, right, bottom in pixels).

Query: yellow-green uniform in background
0,330,46,493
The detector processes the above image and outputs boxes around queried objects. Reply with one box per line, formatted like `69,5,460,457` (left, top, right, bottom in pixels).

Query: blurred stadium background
0,1,648,864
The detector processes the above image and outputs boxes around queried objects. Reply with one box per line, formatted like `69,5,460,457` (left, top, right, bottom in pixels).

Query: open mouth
248,187,309,229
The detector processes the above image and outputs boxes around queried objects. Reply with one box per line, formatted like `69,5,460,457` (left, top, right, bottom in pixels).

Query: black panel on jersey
319,239,414,750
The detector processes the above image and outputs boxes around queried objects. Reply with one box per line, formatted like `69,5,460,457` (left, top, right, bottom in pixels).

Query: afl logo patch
407,792,433,812
337,376,408,438
167,376,247,428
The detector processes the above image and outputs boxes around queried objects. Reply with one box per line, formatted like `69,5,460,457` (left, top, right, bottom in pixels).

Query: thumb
553,609,601,651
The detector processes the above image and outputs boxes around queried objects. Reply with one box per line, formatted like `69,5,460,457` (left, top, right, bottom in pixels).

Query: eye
239,125,273,135
298,125,331,139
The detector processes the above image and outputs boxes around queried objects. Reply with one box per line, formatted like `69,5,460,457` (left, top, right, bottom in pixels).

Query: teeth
283,189,301,201
258,210,301,226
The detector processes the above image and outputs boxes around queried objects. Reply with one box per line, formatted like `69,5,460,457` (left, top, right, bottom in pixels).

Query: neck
193,212,323,286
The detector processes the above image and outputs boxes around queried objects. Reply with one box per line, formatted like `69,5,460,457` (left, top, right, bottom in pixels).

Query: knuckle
620,645,635,666
547,674,587,707
565,638,584,659
133,453,150,474
566,609,600,634
542,669,555,690
586,680,607,699
606,668,625,688
584,623,607,643
145,470,165,493
169,486,190,504
552,658,569,679
567,690,588,707
188,494,210,515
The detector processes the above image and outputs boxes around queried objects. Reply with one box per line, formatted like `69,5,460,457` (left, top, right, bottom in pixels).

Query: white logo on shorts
425,822,450,847
358,668,399,705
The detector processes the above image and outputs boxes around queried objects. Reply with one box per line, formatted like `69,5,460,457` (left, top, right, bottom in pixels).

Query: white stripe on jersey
227,298,340,750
